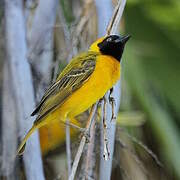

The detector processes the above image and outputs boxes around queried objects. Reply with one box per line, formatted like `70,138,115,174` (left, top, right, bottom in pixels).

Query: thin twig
83,114,97,180
106,0,126,35
62,121,85,132
66,119,72,176
69,103,97,180
102,96,110,160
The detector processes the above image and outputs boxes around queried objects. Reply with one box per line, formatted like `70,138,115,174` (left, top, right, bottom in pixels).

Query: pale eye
106,37,112,42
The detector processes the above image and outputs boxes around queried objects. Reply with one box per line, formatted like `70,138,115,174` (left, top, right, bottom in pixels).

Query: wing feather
32,52,97,124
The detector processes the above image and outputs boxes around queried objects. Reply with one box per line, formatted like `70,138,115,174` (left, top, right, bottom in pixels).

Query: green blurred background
120,0,180,179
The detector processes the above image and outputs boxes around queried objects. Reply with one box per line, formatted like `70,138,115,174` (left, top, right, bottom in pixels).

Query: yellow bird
17,34,130,155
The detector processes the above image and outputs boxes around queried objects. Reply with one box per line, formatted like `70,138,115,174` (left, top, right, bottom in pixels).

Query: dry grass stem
69,103,97,180
99,0,127,161
98,1,127,179
83,115,97,180
63,121,85,132
102,96,110,160
66,119,72,176
106,0,126,35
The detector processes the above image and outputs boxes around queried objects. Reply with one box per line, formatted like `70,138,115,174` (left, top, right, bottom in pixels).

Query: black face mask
98,35,130,61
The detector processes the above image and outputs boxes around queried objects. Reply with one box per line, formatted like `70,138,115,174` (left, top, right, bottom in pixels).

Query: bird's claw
109,96,115,105
111,114,116,122
79,128,90,143
84,130,90,143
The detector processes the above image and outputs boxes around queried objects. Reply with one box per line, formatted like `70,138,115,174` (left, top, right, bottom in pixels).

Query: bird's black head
97,35,130,62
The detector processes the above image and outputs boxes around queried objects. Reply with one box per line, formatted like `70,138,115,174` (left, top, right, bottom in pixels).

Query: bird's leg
82,129,91,143
83,103,98,143
64,120,90,142
83,111,97,143
99,97,104,104
64,120,86,133
109,87,116,122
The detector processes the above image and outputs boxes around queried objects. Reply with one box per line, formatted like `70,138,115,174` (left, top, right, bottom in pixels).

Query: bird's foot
79,128,90,143
109,96,116,121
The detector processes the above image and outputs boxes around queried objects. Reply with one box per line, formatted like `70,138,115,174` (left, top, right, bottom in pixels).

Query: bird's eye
106,37,112,42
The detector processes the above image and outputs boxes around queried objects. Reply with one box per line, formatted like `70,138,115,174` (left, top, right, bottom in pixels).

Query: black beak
115,35,131,44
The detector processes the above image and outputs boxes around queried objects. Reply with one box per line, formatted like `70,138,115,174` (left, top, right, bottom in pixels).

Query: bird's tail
17,124,37,155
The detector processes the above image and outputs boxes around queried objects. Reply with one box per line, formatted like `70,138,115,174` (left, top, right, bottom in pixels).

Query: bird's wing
32,52,97,124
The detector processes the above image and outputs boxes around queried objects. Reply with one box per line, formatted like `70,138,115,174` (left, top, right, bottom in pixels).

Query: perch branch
102,96,110,160
95,0,127,180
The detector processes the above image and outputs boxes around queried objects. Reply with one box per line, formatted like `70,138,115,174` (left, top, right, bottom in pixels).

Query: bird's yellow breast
59,55,120,119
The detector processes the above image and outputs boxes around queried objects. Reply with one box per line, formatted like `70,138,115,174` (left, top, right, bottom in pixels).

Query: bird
17,34,130,155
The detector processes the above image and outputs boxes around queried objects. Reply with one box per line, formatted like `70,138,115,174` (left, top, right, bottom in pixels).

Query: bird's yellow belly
59,55,120,119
